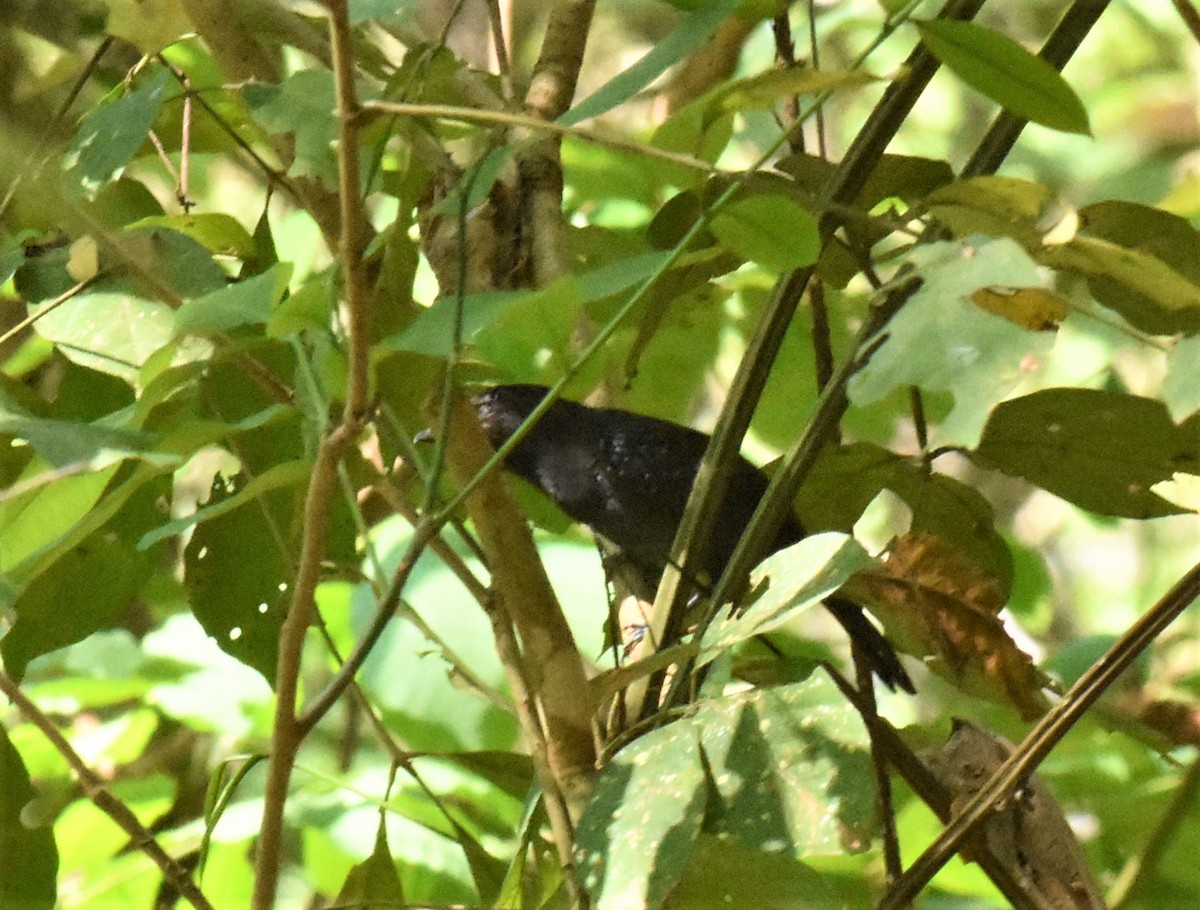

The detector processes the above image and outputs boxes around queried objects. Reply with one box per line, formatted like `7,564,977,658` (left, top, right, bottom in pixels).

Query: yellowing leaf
970,286,1067,331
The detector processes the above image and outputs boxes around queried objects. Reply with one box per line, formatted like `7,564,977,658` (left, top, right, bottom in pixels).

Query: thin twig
0,673,216,910
0,275,100,348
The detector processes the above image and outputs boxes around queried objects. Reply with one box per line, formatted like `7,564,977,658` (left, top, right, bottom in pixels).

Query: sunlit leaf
575,721,706,909
915,19,1090,134
849,237,1055,447
701,533,872,660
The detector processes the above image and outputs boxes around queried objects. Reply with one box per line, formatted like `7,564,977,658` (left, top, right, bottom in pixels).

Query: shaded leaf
560,0,743,126
1039,236,1200,335
183,474,296,683
174,263,291,335
796,442,1013,597
915,19,1089,134
1,477,168,681
337,816,404,908
667,836,841,910
244,69,338,182
0,724,58,910
924,175,1057,248
713,67,876,112
845,532,1050,720
974,388,1200,518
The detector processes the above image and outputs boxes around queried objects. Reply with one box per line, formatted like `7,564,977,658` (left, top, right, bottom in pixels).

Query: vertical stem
250,2,372,906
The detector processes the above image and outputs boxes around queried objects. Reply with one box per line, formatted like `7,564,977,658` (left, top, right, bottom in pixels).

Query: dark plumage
473,384,911,691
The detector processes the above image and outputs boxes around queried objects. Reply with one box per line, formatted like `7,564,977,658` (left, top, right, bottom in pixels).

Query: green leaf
129,213,257,257
0,724,58,910
138,457,307,549
575,724,707,909
974,388,1200,518
183,475,297,683
244,70,338,183
697,676,874,855
336,816,404,907
1039,237,1200,336
0,458,120,575
577,674,873,909
0,412,163,470
1,477,168,681
31,291,178,384
709,194,820,272
700,534,872,661
1071,201,1200,335
382,252,670,359
174,263,292,336
849,237,1055,448
797,442,1013,597
668,836,839,910
63,68,172,197
560,0,744,126
915,19,1090,135
923,175,1057,248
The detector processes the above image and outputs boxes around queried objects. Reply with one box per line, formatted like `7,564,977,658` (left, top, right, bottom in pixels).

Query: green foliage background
0,0,1199,908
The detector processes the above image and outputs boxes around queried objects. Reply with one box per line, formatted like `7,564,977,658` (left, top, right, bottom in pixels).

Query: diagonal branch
0,673,216,910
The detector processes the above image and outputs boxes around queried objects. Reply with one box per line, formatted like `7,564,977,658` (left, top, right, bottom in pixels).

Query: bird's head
471,384,553,449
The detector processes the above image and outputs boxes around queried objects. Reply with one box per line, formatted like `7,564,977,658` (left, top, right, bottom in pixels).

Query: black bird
473,384,912,692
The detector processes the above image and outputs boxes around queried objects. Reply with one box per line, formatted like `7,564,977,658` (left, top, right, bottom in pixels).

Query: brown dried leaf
922,721,1105,910
844,532,1050,719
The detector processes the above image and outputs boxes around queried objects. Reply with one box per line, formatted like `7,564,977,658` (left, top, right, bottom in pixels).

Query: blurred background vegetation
1,1,1200,908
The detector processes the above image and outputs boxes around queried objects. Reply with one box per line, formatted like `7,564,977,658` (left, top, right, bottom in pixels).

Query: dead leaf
843,532,1050,720
923,720,1105,910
